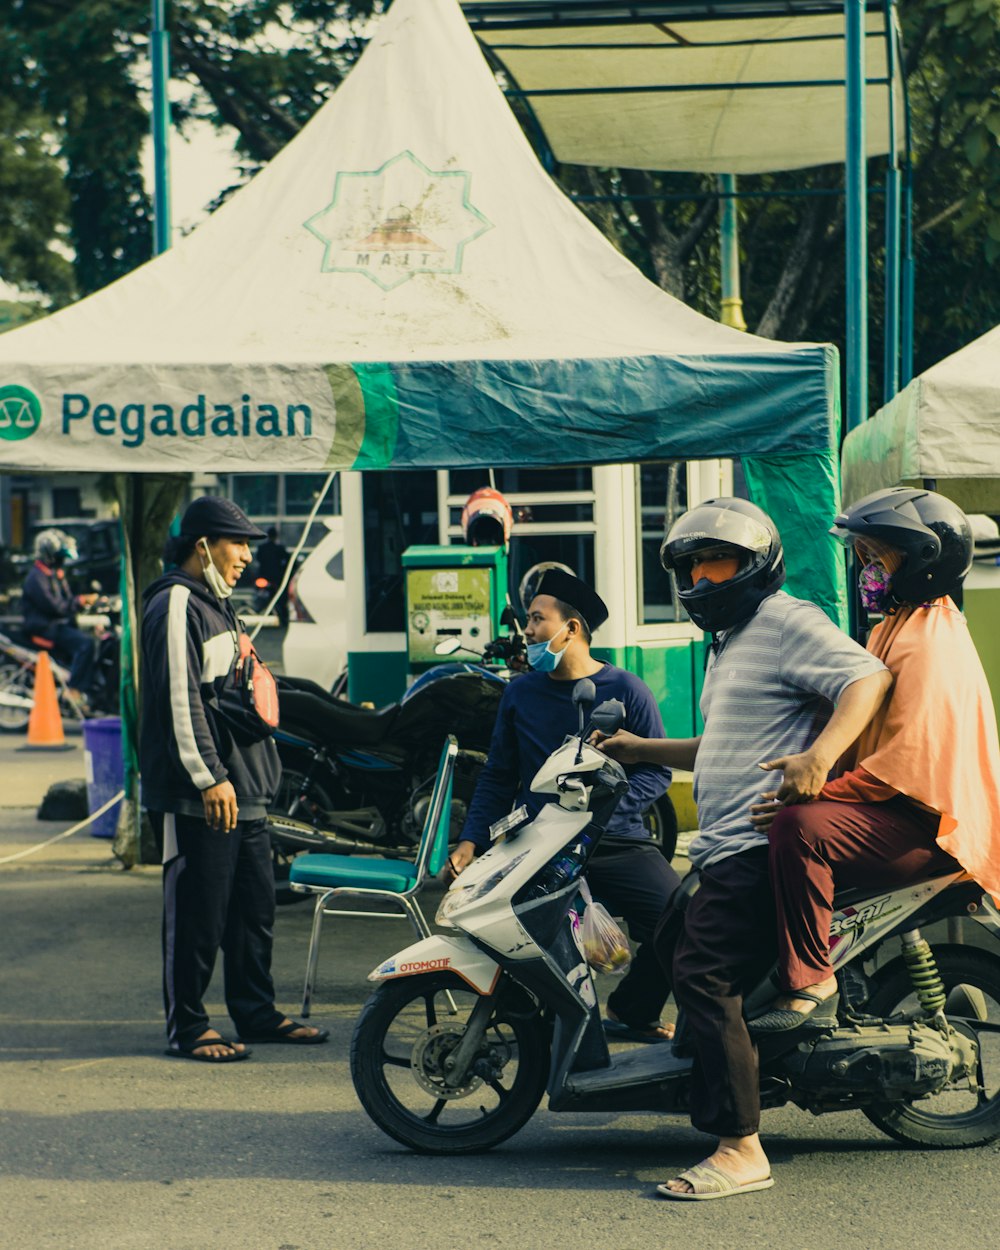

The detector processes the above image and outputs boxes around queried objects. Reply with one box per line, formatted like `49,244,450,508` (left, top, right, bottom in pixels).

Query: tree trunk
107,473,190,867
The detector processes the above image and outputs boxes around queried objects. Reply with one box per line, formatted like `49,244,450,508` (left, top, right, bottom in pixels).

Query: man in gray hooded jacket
141,496,327,1061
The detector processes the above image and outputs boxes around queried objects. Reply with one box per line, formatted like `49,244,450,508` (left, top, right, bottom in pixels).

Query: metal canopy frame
461,0,913,429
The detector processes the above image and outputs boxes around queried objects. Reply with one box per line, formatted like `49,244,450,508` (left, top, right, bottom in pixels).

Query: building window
637,461,744,624
443,468,595,615
363,471,439,633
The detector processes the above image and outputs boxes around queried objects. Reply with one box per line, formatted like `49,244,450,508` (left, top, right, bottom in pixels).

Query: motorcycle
267,632,678,900
350,680,1000,1155
0,596,121,731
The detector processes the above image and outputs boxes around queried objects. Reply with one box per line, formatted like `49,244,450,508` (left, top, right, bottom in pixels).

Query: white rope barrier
0,788,126,865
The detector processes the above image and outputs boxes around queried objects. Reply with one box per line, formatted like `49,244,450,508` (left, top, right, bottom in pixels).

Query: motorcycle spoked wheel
0,663,34,732
863,946,1000,1148
351,972,549,1155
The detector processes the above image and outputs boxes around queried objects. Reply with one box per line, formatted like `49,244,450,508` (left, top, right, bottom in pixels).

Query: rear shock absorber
901,929,946,1014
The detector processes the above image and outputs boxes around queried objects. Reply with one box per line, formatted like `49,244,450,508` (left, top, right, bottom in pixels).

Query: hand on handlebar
588,728,646,765
439,839,476,883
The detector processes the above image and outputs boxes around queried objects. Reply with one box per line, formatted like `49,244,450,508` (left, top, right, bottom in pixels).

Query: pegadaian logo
0,385,42,441
304,150,493,291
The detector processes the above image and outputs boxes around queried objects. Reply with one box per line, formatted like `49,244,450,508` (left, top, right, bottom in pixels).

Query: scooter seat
277,680,401,748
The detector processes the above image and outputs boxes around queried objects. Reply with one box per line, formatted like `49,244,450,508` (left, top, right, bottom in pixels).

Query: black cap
179,496,266,541
533,568,609,632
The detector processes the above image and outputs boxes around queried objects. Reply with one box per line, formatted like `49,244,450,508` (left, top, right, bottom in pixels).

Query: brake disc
410,1023,484,1099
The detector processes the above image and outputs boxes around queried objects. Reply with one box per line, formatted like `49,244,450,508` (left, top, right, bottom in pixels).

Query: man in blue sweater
446,568,680,1042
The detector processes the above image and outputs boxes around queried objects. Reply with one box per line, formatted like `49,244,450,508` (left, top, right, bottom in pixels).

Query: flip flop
748,989,840,1036
602,1017,674,1044
164,1035,251,1063
237,1019,330,1045
657,1162,775,1201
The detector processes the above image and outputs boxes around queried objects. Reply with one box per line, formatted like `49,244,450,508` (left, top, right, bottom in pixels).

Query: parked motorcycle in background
267,622,678,900
350,680,1000,1156
0,592,121,731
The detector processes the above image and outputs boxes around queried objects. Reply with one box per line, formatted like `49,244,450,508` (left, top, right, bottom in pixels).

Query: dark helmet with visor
830,486,973,606
660,497,785,634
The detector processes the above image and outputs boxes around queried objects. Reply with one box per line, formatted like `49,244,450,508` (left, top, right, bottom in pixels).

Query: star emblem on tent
304,150,493,291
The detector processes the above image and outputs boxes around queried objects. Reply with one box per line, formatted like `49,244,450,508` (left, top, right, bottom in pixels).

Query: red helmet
461,487,514,547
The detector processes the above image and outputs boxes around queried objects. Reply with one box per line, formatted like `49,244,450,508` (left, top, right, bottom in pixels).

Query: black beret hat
533,568,609,632
179,496,267,541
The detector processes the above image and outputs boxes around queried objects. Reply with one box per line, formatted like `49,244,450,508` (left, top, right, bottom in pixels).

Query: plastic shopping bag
578,878,632,975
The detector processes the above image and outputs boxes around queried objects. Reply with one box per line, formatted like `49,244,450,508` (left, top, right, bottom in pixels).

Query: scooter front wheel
350,972,549,1154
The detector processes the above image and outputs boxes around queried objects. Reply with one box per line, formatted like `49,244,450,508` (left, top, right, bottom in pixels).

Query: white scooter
350,681,1000,1155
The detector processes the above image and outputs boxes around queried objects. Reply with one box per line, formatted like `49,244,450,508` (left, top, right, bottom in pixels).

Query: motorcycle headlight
434,852,529,927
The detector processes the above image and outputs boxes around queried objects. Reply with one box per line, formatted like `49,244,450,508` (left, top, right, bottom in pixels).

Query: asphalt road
2,812,999,1250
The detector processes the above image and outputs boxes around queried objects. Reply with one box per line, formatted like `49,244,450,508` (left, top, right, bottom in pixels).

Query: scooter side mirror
590,699,626,737
434,637,462,656
572,678,596,708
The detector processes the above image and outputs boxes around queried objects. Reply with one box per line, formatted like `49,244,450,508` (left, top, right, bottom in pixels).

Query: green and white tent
842,322,1000,512
0,0,844,621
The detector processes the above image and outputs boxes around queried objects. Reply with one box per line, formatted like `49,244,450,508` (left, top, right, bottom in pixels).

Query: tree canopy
0,0,997,402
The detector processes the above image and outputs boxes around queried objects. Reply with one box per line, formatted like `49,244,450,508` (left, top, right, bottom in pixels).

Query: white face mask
199,540,233,600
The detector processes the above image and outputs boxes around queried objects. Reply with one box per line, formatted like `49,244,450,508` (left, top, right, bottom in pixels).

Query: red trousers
768,797,958,992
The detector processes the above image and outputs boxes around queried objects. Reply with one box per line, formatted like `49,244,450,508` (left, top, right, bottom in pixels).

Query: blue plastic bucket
82,716,124,838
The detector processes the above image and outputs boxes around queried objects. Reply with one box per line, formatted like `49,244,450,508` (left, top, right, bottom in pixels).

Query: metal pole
718,174,747,331
883,163,900,401
882,2,901,402
845,0,868,432
150,0,172,255
901,157,915,386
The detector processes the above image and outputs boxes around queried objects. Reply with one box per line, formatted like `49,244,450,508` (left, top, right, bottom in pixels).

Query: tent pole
718,174,747,331
882,1,901,402
901,157,915,387
845,0,868,433
150,0,172,255
114,4,173,864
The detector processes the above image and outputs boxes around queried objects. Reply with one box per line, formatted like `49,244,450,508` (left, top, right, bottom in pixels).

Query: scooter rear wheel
351,972,549,1154
863,946,1000,1148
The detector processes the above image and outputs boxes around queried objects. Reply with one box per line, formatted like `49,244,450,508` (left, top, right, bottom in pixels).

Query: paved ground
3,800,999,1250
2,623,998,1250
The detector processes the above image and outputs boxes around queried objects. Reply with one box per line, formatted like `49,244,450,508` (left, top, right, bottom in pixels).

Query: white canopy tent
463,0,904,174
0,0,842,616
841,323,1000,512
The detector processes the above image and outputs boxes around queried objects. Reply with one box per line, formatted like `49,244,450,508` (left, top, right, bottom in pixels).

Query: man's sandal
237,1019,330,1045
602,1016,674,1044
657,1162,775,1201
165,1036,251,1063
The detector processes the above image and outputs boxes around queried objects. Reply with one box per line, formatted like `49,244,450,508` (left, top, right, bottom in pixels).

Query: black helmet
660,498,785,633
830,487,973,605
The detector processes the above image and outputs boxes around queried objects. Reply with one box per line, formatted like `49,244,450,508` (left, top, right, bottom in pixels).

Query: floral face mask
859,561,892,612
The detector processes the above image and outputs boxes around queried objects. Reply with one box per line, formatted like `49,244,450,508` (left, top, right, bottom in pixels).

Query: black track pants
156,812,285,1048
587,842,682,1028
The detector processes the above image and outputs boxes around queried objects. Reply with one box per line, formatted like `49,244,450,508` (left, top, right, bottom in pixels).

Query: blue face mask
527,623,569,673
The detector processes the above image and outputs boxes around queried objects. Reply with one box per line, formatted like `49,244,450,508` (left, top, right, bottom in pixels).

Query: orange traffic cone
18,651,76,752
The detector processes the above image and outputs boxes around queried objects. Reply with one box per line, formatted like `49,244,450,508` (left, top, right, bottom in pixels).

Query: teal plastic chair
288,735,458,1017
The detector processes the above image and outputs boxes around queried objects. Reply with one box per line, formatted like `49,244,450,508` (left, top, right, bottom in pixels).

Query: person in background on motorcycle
596,498,892,1200
749,488,1000,1036
255,526,290,627
22,528,98,708
140,496,328,1062
446,567,680,1044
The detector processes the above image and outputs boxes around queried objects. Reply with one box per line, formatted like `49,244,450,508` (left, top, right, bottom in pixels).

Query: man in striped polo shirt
598,498,891,1200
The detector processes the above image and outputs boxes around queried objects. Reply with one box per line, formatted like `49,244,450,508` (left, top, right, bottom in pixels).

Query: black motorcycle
267,635,677,900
